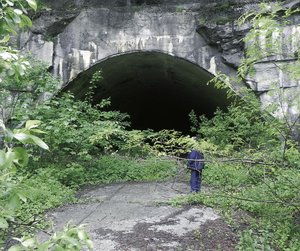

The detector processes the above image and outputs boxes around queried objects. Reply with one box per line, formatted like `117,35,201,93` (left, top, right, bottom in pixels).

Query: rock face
21,1,227,83
20,0,300,126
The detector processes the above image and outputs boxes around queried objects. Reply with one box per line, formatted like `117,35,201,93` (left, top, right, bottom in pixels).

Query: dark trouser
190,169,202,192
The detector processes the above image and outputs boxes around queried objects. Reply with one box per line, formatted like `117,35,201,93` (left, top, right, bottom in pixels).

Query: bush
0,172,75,246
31,155,178,188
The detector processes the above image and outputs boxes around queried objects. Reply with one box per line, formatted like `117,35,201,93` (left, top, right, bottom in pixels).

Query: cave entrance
63,51,231,134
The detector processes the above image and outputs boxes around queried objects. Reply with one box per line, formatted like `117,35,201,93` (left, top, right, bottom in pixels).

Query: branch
164,155,277,166
199,193,300,207
7,88,33,93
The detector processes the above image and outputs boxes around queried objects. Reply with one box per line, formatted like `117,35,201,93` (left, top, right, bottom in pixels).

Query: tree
0,1,93,249
0,0,37,124
207,2,300,151
238,2,300,144
186,4,300,249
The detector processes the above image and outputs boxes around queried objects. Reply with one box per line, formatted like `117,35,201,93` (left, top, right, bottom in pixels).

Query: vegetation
171,3,300,251
0,1,92,250
172,98,300,250
0,0,299,250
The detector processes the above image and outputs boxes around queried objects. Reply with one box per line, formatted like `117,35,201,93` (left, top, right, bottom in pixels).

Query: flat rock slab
45,182,235,250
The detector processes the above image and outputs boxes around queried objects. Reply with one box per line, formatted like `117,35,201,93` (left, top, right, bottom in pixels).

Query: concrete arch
19,0,300,134
21,4,232,85
65,48,215,85
20,2,235,133
63,51,231,133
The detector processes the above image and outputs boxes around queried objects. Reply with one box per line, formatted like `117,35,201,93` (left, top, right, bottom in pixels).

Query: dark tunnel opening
62,52,232,134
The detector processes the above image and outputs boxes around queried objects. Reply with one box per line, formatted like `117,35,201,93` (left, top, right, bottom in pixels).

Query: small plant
85,70,103,103
9,224,93,251
1,1,93,249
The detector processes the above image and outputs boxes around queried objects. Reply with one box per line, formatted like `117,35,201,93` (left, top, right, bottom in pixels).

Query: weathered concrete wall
245,15,300,123
21,0,269,83
21,2,229,84
20,0,300,124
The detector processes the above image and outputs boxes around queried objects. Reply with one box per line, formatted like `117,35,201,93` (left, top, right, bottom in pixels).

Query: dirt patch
198,218,238,251
92,205,237,250
95,207,237,251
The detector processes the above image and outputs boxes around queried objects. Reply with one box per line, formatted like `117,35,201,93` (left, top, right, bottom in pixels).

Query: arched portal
62,51,231,133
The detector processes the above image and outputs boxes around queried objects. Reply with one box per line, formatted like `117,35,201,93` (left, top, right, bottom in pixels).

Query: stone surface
21,1,240,84
20,0,300,128
41,182,237,251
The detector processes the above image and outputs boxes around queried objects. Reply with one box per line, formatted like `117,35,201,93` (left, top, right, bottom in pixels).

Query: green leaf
86,240,94,250
0,150,6,167
30,135,49,150
20,15,32,27
30,128,46,134
8,193,21,210
26,0,37,11
21,238,35,248
4,149,16,169
6,0,14,6
4,128,14,143
0,35,10,43
13,9,23,15
8,245,22,251
77,230,86,240
12,14,21,24
53,245,65,251
17,192,27,203
25,120,41,130
0,218,9,229
13,132,30,142
36,242,51,250
13,147,29,167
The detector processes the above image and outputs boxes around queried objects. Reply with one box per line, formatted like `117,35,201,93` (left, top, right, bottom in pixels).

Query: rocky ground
43,182,238,250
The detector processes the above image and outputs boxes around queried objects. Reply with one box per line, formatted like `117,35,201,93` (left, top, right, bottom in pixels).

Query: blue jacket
187,150,204,170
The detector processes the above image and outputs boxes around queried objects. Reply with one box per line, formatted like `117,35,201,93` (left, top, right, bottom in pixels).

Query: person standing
187,149,204,193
